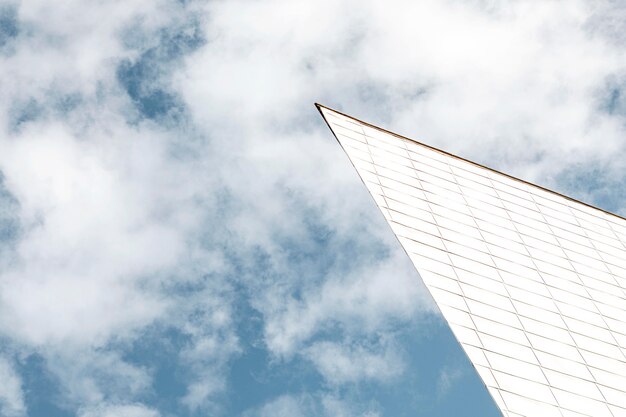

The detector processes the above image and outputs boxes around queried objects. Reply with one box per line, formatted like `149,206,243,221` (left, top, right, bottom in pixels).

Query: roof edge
315,102,626,225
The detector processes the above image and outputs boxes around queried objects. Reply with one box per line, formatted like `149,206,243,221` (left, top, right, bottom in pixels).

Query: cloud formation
78,404,160,417
0,0,623,416
0,356,25,417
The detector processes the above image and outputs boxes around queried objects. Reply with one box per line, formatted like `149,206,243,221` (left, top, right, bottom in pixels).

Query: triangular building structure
318,104,626,417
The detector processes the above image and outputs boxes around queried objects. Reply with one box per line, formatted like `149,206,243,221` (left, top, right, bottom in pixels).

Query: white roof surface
319,104,626,417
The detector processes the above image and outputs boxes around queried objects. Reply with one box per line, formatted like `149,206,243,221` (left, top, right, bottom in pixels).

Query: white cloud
248,395,306,417
261,250,434,357
0,122,192,347
305,340,404,385
360,0,626,191
0,357,25,417
2,0,175,100
44,349,153,406
320,395,380,417
436,366,464,399
176,286,241,411
0,0,239,411
0,0,624,413
181,0,626,195
78,403,160,417
245,393,380,417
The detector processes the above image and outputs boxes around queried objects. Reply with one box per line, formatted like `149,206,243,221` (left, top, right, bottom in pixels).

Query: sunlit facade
319,104,626,417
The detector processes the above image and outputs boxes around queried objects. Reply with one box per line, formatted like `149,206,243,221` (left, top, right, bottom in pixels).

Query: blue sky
0,1,624,417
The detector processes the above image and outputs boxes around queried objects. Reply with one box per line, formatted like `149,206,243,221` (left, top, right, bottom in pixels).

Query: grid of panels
319,105,626,417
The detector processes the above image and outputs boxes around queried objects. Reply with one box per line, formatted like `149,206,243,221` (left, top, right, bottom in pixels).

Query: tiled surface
319,105,626,417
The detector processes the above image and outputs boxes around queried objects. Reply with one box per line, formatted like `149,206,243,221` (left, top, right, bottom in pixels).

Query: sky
0,1,624,416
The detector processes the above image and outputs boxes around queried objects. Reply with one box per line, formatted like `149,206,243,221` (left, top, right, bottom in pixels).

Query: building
317,104,626,417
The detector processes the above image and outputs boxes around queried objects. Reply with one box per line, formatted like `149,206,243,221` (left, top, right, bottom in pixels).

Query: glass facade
319,104,626,417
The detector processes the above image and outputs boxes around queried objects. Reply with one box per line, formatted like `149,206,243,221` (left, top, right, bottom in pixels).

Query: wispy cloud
436,365,464,399
0,356,25,417
78,403,160,417
0,0,623,416
244,393,381,417
305,340,404,385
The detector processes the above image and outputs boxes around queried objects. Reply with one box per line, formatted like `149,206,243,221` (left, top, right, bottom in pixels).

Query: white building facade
318,104,626,417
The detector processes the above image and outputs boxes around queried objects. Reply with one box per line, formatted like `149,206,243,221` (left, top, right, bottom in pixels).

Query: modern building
317,104,626,417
